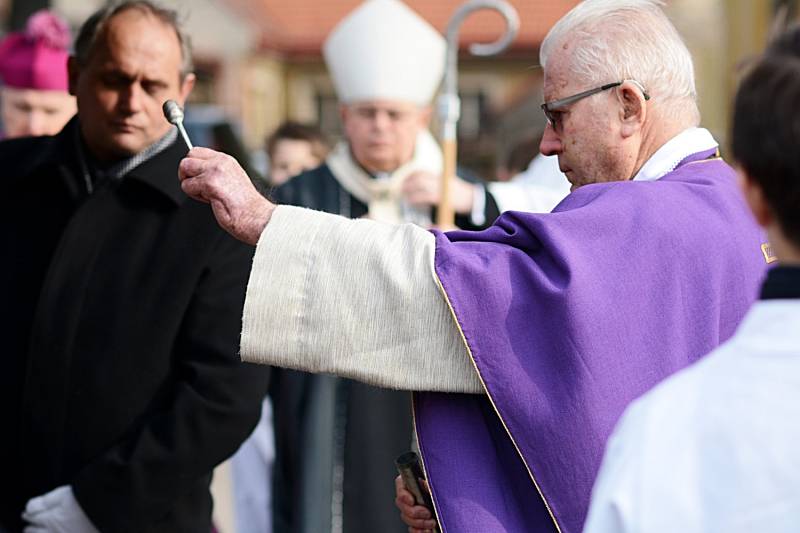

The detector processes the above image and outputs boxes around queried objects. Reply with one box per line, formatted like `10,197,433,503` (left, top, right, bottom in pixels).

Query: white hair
540,0,699,122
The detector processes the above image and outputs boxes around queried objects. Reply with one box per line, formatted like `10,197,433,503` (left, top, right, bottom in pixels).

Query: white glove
22,485,100,533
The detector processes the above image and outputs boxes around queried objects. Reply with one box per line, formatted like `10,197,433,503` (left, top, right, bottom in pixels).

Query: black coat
273,162,499,230
0,119,269,533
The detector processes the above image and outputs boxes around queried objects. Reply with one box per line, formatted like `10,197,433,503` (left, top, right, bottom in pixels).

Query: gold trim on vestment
411,395,444,532
761,242,777,264
415,153,730,532
676,156,770,263
413,272,563,533
682,154,721,167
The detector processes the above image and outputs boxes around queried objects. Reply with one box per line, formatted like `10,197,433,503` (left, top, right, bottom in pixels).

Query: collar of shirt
632,127,718,182
98,127,179,181
75,125,179,187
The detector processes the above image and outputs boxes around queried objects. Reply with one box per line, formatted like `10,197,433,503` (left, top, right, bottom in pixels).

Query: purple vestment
414,150,767,533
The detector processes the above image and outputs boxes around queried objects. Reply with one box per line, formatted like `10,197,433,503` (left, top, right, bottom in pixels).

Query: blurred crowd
2,1,800,533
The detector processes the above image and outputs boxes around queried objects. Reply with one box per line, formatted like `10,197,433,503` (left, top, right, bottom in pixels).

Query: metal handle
442,0,520,99
436,0,519,229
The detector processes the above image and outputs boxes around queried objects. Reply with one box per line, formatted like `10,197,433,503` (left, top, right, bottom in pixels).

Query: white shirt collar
632,127,718,182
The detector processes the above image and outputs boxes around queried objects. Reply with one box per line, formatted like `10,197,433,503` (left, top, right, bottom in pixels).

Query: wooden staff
437,0,519,228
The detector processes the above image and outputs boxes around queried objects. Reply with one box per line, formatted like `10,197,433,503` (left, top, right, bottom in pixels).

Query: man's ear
617,82,647,138
177,73,196,105
67,56,80,97
738,169,772,227
417,105,433,128
339,104,354,138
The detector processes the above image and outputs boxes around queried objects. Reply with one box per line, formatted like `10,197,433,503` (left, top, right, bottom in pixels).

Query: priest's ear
738,168,773,228
417,105,433,128
617,81,648,138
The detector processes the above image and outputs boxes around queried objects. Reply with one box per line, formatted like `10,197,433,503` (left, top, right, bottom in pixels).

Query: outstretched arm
179,148,483,394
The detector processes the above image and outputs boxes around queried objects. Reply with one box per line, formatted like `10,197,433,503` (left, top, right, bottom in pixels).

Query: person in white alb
582,27,800,533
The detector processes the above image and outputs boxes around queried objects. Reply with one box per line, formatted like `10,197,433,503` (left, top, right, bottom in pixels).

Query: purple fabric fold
415,152,767,533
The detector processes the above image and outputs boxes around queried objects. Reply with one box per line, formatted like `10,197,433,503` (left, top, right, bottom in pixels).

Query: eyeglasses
540,80,650,132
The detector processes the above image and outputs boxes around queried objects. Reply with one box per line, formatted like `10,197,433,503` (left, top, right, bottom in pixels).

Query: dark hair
74,1,193,79
767,22,800,57
732,52,800,247
266,121,329,160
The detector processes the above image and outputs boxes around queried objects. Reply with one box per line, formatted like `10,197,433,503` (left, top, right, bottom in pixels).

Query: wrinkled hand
401,171,475,215
179,147,274,245
394,475,438,533
22,485,99,533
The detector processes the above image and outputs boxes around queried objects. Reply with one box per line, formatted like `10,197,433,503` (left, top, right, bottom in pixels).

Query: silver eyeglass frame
541,79,650,131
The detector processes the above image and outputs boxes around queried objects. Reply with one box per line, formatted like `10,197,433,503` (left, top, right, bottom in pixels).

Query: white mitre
323,0,445,105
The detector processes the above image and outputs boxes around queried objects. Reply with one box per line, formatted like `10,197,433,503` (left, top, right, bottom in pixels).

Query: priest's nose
539,124,562,156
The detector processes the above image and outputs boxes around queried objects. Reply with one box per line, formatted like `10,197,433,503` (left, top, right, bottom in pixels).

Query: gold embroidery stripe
682,154,721,167
422,272,563,533
416,151,721,531
411,395,444,532
677,157,771,267
761,242,777,264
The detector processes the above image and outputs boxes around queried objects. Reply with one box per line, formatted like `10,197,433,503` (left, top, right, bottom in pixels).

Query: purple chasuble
414,150,767,533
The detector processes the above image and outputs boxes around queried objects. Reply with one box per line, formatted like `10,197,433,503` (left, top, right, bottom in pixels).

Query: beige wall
668,0,775,149
237,58,332,149
240,55,287,150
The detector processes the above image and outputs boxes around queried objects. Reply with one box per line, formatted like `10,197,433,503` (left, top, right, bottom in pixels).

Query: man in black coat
0,2,268,532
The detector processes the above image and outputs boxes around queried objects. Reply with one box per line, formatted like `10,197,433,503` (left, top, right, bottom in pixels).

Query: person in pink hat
0,9,76,138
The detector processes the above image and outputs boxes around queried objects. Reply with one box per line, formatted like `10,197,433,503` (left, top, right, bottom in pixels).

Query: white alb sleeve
241,205,483,394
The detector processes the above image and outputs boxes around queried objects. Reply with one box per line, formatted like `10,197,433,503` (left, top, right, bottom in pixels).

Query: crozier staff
435,0,518,227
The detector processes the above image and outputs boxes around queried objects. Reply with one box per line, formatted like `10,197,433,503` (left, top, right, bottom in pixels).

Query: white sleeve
470,183,487,226
240,205,484,394
488,154,571,214
487,180,567,214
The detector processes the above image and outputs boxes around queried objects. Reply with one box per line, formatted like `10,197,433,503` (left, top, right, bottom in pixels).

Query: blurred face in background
68,9,194,161
341,100,430,173
268,138,321,186
0,86,76,138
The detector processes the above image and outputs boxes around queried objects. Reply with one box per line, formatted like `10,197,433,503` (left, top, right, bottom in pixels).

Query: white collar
632,127,718,182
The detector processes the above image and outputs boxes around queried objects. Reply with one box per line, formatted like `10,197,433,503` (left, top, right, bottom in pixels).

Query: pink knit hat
0,10,71,91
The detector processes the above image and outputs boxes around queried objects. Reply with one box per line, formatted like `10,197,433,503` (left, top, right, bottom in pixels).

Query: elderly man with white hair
178,1,768,532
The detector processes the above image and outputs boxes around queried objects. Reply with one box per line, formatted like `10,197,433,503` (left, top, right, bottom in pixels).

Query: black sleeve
483,188,501,224
71,235,270,532
268,369,310,533
454,186,501,231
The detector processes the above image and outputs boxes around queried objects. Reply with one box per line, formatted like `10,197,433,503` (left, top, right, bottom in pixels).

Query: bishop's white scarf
325,130,443,224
